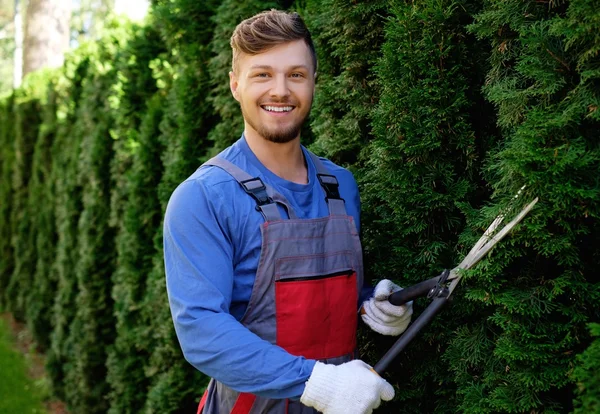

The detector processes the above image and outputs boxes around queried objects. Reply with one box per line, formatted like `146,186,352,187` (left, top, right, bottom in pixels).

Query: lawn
0,316,47,414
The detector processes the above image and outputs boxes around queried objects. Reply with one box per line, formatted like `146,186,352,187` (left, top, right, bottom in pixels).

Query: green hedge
0,1,598,413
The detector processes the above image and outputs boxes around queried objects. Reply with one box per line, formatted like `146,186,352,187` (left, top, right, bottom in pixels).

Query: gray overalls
197,151,364,414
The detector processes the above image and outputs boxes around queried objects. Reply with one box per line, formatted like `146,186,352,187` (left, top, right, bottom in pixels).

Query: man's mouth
261,105,295,113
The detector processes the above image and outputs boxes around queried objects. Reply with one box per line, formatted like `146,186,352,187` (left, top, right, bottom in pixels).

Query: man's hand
361,279,413,336
300,360,394,414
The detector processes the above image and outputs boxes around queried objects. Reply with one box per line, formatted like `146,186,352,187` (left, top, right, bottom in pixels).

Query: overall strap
307,151,348,216
202,157,297,221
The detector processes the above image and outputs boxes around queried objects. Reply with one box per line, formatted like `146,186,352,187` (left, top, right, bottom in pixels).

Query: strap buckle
317,173,343,201
240,178,273,206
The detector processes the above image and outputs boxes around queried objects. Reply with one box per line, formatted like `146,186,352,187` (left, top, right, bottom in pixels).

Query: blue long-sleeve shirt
164,136,370,399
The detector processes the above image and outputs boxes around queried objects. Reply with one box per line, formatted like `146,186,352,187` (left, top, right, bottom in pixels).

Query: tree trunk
23,0,71,77
13,0,23,88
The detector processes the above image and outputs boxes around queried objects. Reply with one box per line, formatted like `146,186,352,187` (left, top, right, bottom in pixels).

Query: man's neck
244,129,308,185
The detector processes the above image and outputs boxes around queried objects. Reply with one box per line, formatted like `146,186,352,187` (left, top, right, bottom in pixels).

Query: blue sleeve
164,178,315,399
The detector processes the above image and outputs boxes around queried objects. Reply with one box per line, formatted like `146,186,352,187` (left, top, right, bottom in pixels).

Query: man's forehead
248,63,311,71
237,40,314,72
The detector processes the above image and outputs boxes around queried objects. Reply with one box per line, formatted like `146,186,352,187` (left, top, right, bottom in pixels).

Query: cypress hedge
105,23,166,414
64,24,126,412
5,79,43,321
304,0,389,166
46,46,91,401
356,1,492,411
26,76,61,351
0,95,15,309
0,1,598,412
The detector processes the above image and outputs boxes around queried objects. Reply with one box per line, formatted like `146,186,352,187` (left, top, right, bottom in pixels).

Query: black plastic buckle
240,178,273,206
317,173,342,200
427,269,450,299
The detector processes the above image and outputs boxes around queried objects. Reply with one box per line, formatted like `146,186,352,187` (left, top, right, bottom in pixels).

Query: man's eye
291,73,304,78
256,73,269,78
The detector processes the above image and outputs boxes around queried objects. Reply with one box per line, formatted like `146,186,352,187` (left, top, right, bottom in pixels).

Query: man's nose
270,74,290,99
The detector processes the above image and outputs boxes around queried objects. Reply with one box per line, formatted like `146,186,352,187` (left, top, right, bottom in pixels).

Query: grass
0,316,48,414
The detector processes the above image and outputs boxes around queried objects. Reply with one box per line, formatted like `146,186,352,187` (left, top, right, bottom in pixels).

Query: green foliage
108,94,165,414
304,0,389,166
64,22,132,414
0,95,15,309
0,1,598,412
573,323,600,413
26,74,61,351
355,2,490,409
6,78,44,320
138,2,221,411
46,45,91,401
447,0,600,412
105,22,167,414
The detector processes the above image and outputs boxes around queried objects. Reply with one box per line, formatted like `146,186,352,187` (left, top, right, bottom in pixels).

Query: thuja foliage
137,2,222,412
46,47,91,401
64,23,130,413
105,23,167,414
304,0,389,166
444,0,600,412
355,1,491,412
25,75,61,351
0,95,15,309
5,80,43,321
573,323,600,413
0,1,598,413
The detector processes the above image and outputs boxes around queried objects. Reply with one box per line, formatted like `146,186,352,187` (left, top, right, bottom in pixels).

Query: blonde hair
230,10,317,73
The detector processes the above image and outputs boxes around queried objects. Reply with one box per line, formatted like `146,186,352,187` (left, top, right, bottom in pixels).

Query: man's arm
164,178,315,399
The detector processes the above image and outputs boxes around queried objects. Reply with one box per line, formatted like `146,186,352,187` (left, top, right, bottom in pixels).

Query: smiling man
164,10,413,414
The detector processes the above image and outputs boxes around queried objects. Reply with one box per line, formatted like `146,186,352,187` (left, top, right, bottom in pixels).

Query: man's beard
243,103,310,144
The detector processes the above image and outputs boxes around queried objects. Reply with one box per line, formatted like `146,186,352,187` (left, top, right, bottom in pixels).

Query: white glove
300,360,395,414
361,279,413,336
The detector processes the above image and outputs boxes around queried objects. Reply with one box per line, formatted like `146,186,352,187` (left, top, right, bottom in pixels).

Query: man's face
230,40,316,144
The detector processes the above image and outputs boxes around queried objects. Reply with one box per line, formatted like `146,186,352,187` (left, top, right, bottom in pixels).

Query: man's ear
229,71,240,102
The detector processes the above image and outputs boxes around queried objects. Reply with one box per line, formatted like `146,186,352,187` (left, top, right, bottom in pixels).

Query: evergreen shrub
0,1,597,412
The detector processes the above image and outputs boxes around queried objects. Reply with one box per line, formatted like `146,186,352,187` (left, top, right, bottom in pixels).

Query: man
164,10,413,414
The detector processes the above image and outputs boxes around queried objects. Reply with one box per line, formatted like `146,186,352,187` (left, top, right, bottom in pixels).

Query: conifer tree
63,23,130,413
45,47,90,400
445,0,600,411
138,2,220,411
0,1,597,412
303,0,388,166
105,23,166,414
25,76,60,350
5,82,43,320
359,1,491,411
573,323,600,413
0,96,15,309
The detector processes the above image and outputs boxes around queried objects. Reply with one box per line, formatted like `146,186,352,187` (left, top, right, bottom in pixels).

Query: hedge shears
374,195,539,374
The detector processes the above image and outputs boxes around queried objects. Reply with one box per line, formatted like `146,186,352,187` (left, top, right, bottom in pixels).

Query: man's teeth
263,106,293,112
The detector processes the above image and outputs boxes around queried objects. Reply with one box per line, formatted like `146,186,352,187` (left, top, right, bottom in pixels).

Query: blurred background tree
0,0,148,95
22,0,71,76
0,0,16,94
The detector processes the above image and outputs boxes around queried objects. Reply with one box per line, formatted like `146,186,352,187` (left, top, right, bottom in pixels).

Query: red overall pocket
275,271,357,360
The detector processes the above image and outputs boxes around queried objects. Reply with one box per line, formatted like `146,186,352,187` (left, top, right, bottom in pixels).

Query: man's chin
258,126,301,144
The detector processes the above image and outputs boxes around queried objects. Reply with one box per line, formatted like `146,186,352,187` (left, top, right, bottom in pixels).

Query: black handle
388,276,441,306
374,295,448,374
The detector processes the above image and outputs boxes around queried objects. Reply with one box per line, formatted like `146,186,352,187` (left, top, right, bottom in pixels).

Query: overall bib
197,151,364,414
